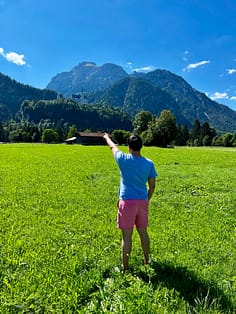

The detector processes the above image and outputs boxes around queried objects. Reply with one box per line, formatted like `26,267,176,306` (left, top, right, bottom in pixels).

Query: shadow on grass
136,260,235,313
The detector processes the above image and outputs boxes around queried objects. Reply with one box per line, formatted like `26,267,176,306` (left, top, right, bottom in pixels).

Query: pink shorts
117,199,149,230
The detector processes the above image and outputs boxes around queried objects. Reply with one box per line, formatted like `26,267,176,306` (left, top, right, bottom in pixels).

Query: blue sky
1,0,236,111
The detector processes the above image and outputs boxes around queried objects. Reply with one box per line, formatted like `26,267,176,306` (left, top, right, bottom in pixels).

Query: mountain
47,62,127,97
0,72,57,117
89,77,189,125
94,70,236,133
47,62,236,133
144,69,236,130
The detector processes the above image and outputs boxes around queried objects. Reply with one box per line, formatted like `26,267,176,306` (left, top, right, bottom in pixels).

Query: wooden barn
76,132,105,145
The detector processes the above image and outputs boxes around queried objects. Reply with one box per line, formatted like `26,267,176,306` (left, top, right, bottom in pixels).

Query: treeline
111,110,236,147
0,99,132,143
0,101,236,147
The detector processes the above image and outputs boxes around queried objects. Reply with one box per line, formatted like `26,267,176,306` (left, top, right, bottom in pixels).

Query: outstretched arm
148,177,156,200
103,133,119,155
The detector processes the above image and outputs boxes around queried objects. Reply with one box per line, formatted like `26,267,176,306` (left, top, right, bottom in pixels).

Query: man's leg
137,227,150,265
121,229,133,271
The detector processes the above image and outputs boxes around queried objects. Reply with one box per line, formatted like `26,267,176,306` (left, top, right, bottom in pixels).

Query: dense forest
0,98,235,147
0,98,132,143
19,98,132,130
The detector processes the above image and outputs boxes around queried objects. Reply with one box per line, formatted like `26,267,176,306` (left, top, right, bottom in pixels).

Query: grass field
0,144,235,313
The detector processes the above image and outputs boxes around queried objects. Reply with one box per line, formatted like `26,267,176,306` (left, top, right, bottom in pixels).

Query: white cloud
230,96,236,100
210,92,229,101
0,47,26,65
124,62,156,73
227,69,236,75
184,60,210,71
124,62,133,71
133,65,156,73
183,50,189,61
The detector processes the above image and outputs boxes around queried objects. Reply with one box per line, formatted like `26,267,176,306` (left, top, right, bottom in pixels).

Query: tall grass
0,144,235,313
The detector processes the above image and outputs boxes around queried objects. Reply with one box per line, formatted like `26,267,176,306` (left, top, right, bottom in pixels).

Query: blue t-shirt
114,150,157,200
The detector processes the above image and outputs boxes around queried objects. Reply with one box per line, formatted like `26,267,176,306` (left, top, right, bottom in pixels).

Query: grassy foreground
0,144,235,313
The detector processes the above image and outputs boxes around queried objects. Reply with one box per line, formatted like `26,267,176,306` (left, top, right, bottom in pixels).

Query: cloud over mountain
184,60,210,71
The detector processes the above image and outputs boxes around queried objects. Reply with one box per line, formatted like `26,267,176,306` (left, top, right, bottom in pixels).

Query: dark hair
127,134,142,151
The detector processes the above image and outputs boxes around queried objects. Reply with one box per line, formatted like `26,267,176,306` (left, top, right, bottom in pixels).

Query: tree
67,124,77,138
155,110,177,147
132,111,153,134
190,119,201,146
32,130,41,142
8,130,22,142
55,122,65,142
141,128,156,146
141,110,177,147
0,104,10,121
0,122,4,141
174,124,190,146
200,122,216,145
221,132,234,147
202,135,211,146
42,129,59,143
212,135,221,146
111,129,130,145
233,134,236,147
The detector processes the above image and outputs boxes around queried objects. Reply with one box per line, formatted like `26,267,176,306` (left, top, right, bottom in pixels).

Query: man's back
114,150,157,200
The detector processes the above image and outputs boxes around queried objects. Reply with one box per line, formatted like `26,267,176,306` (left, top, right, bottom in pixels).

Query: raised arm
103,133,119,155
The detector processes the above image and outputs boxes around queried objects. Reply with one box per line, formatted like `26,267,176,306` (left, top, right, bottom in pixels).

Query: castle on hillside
71,89,88,104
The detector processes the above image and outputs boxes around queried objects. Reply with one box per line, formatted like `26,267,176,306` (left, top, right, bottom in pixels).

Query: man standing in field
103,133,157,271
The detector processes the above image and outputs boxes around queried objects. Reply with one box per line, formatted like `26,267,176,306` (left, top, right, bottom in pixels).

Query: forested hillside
20,98,132,131
0,72,57,116
88,77,189,126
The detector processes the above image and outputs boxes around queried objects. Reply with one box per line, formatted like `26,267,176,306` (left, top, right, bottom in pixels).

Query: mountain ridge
47,62,235,132
47,62,127,96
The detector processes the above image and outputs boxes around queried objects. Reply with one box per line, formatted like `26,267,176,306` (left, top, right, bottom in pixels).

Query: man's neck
129,148,141,157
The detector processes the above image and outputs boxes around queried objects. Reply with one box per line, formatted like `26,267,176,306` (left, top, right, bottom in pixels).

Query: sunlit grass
0,144,235,313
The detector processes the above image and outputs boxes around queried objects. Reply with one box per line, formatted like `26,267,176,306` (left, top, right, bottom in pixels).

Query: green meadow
0,144,235,313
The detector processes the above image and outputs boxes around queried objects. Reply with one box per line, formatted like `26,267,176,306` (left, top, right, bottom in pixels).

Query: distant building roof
77,132,104,138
